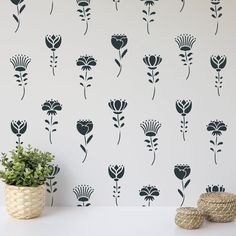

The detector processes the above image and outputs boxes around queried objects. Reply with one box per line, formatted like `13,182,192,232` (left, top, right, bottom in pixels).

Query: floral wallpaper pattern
0,0,234,206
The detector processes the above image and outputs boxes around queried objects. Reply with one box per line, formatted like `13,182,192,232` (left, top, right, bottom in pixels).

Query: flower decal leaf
111,34,128,78
207,120,227,165
174,164,191,206
77,120,94,163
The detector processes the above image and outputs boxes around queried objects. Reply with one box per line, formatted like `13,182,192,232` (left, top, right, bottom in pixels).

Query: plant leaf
20,5,25,14
122,49,128,58
184,179,191,188
80,144,87,153
115,59,121,67
178,189,184,197
87,135,93,144
13,14,19,23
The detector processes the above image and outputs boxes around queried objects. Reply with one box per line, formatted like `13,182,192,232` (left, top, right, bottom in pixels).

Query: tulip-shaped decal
207,120,227,165
174,164,191,206
45,35,62,76
76,0,91,35
10,0,26,33
10,55,31,100
176,100,192,141
46,164,60,206
210,0,223,35
42,99,62,144
11,120,27,146
179,0,186,12
76,120,93,163
113,0,120,11
141,0,159,35
210,55,227,96
73,184,94,207
143,54,162,100
111,34,128,78
108,99,128,145
108,165,125,206
175,34,196,80
139,185,160,207
206,184,225,193
76,55,97,99
140,120,161,165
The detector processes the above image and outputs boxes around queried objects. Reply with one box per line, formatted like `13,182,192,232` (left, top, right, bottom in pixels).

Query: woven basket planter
175,207,204,230
197,192,236,223
4,184,45,220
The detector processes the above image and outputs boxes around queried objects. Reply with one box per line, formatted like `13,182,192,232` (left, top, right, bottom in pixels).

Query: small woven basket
197,192,236,223
4,184,45,220
175,207,204,230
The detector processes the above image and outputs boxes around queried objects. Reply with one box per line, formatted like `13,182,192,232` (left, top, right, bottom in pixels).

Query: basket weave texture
197,192,236,223
175,207,204,230
4,184,45,219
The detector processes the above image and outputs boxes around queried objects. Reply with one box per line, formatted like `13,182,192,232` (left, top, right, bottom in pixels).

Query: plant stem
115,1,118,11
17,136,21,145
116,114,121,145
52,51,56,76
148,200,151,207
180,179,185,206
50,1,54,15
150,137,156,165
214,135,218,165
49,179,54,206
117,50,122,77
216,71,221,96
82,135,88,163
146,5,151,35
184,51,190,80
182,116,186,141
83,70,88,99
19,72,25,100
180,0,185,12
115,181,119,206
49,115,53,144
151,70,156,100
15,5,20,33
214,5,219,35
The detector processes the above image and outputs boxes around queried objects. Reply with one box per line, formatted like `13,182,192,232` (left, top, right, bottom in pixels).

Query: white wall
0,0,235,207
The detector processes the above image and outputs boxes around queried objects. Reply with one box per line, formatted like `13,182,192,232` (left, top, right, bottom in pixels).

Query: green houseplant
0,145,54,219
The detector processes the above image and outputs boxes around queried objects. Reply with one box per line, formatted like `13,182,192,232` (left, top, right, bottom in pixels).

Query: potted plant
0,145,54,219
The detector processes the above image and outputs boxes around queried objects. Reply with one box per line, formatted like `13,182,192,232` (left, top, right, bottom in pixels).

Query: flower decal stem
210,55,227,96
139,185,160,207
42,100,62,144
180,0,185,12
175,34,196,80
73,185,94,206
111,34,128,78
176,100,192,141
174,164,191,207
76,55,97,100
76,0,91,35
141,0,158,35
113,0,120,11
108,99,128,145
143,55,162,100
210,0,222,35
46,164,60,207
11,120,27,146
10,0,26,33
108,165,125,206
76,120,93,163
10,55,31,100
50,0,54,15
45,35,62,76
207,120,227,165
140,120,161,165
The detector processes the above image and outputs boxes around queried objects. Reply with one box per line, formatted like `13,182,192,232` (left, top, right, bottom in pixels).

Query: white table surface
0,207,235,236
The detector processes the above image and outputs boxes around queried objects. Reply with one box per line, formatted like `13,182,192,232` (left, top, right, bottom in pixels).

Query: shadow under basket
197,192,236,223
4,184,45,220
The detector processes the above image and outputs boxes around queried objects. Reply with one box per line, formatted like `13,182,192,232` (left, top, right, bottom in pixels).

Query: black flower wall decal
176,100,192,141
108,99,128,145
143,55,162,100
113,0,120,11
45,35,62,76
76,120,93,163
175,34,196,80
207,120,227,165
111,34,128,78
10,55,31,100
46,164,60,207
139,185,160,207
76,55,97,99
10,0,26,33
210,55,227,96
76,0,91,35
179,0,186,12
42,99,62,144
140,120,161,166
210,0,222,35
174,164,191,207
141,0,159,35
73,185,94,207
206,184,225,192
108,165,125,206
11,120,27,146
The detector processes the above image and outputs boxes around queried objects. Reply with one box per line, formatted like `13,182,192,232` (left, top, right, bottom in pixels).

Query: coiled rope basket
4,184,45,220
197,192,236,223
175,207,204,230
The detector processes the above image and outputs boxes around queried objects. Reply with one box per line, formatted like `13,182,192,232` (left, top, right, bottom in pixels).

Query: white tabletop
0,207,235,236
